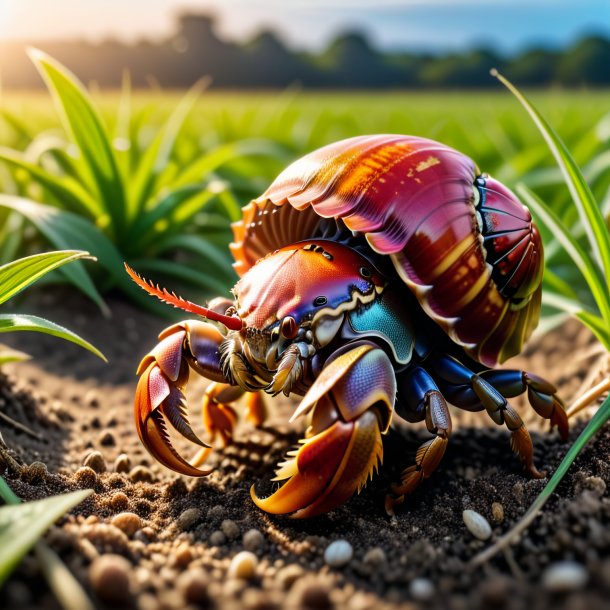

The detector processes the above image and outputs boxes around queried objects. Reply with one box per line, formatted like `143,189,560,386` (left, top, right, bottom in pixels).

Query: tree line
1,14,608,89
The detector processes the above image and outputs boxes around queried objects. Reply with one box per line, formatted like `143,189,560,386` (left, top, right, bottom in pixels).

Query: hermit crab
126,134,568,518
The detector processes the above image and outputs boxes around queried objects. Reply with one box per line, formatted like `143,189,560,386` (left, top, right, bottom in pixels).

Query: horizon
0,0,608,55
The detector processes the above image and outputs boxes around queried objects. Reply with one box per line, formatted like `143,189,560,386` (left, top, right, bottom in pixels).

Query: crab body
127,135,568,518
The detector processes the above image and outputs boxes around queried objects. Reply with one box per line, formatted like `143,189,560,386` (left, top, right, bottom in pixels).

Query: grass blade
28,49,127,239
0,486,93,586
493,70,610,297
472,393,610,567
517,184,610,330
0,314,106,361
0,346,31,365
0,250,92,306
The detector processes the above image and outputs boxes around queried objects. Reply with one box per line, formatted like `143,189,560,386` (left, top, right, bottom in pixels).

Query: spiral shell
231,135,542,366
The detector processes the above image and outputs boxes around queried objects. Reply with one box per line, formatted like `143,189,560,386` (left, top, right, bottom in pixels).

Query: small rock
109,492,129,512
177,568,210,605
228,551,258,580
542,561,588,592
84,451,107,473
129,466,153,483
111,512,142,537
243,528,264,552
99,431,116,447
491,502,505,524
113,454,131,473
172,544,193,569
221,519,240,540
276,564,304,590
209,530,226,546
363,547,386,567
84,389,100,407
324,540,353,568
22,461,48,484
89,554,132,603
409,577,435,601
177,508,201,531
287,577,332,610
74,466,98,487
463,509,492,541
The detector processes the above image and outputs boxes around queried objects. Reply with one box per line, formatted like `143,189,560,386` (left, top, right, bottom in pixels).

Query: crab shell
230,135,543,367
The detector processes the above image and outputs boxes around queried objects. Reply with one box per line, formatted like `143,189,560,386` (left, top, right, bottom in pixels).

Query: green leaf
0,346,30,365
28,49,127,239
0,250,92,306
0,486,93,586
0,314,106,362
493,70,610,300
517,184,610,332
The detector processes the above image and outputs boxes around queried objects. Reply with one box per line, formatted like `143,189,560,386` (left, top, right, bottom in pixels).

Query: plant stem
567,377,610,418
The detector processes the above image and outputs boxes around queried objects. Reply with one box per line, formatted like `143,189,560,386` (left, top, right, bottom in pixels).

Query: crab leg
135,320,232,476
250,341,395,518
388,367,452,514
428,353,557,477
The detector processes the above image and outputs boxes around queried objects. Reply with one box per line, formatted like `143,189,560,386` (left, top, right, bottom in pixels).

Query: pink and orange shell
230,135,543,367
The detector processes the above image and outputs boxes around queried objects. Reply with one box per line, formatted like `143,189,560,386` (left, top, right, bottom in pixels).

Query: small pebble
111,512,142,537
177,568,210,605
463,509,492,541
113,453,131,473
409,577,435,601
129,466,153,483
99,431,116,446
74,466,98,487
491,502,505,524
243,528,264,552
172,544,193,569
542,561,588,592
276,564,304,590
363,547,386,567
324,539,353,567
177,508,201,531
228,551,258,580
209,530,227,546
84,451,107,473
221,519,240,540
287,577,332,610
22,461,48,484
89,554,132,603
109,492,129,512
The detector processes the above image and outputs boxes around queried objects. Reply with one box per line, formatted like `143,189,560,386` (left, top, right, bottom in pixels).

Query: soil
0,289,609,610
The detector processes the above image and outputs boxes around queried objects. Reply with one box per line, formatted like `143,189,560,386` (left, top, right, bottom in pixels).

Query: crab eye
359,266,372,279
280,316,298,339
313,296,327,307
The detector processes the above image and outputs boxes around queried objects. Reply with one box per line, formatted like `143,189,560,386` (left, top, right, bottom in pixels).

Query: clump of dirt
0,290,609,610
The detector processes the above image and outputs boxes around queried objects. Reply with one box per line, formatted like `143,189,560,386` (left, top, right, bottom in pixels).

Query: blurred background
0,0,609,322
1,0,609,89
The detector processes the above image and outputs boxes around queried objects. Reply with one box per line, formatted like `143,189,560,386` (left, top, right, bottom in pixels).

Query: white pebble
463,509,492,540
409,577,435,601
542,561,588,592
228,551,258,580
324,540,353,567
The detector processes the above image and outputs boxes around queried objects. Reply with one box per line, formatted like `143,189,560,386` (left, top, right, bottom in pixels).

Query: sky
0,0,608,54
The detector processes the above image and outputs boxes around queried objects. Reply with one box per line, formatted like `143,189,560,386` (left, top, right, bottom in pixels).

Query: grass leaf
0,250,92,306
0,486,93,586
0,314,106,361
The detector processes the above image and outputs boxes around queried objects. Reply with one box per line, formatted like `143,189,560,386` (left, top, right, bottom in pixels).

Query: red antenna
125,263,243,331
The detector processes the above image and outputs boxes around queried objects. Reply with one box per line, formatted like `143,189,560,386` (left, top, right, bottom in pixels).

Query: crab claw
251,341,395,518
134,322,227,476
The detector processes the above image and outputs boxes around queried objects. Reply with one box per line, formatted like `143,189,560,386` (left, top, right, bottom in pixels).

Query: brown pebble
84,451,107,473
172,544,193,569
228,551,258,580
74,466,98,487
363,547,386,567
491,502,505,524
243,528,264,552
276,564,304,591
22,461,48,484
288,577,332,610
89,554,132,603
99,431,116,446
109,492,129,512
177,568,210,605
134,527,156,543
209,530,226,546
111,512,142,537
129,465,153,483
177,508,201,531
113,453,131,473
221,519,240,540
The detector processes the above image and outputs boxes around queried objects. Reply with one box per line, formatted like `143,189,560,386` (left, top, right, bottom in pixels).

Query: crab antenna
124,263,243,331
